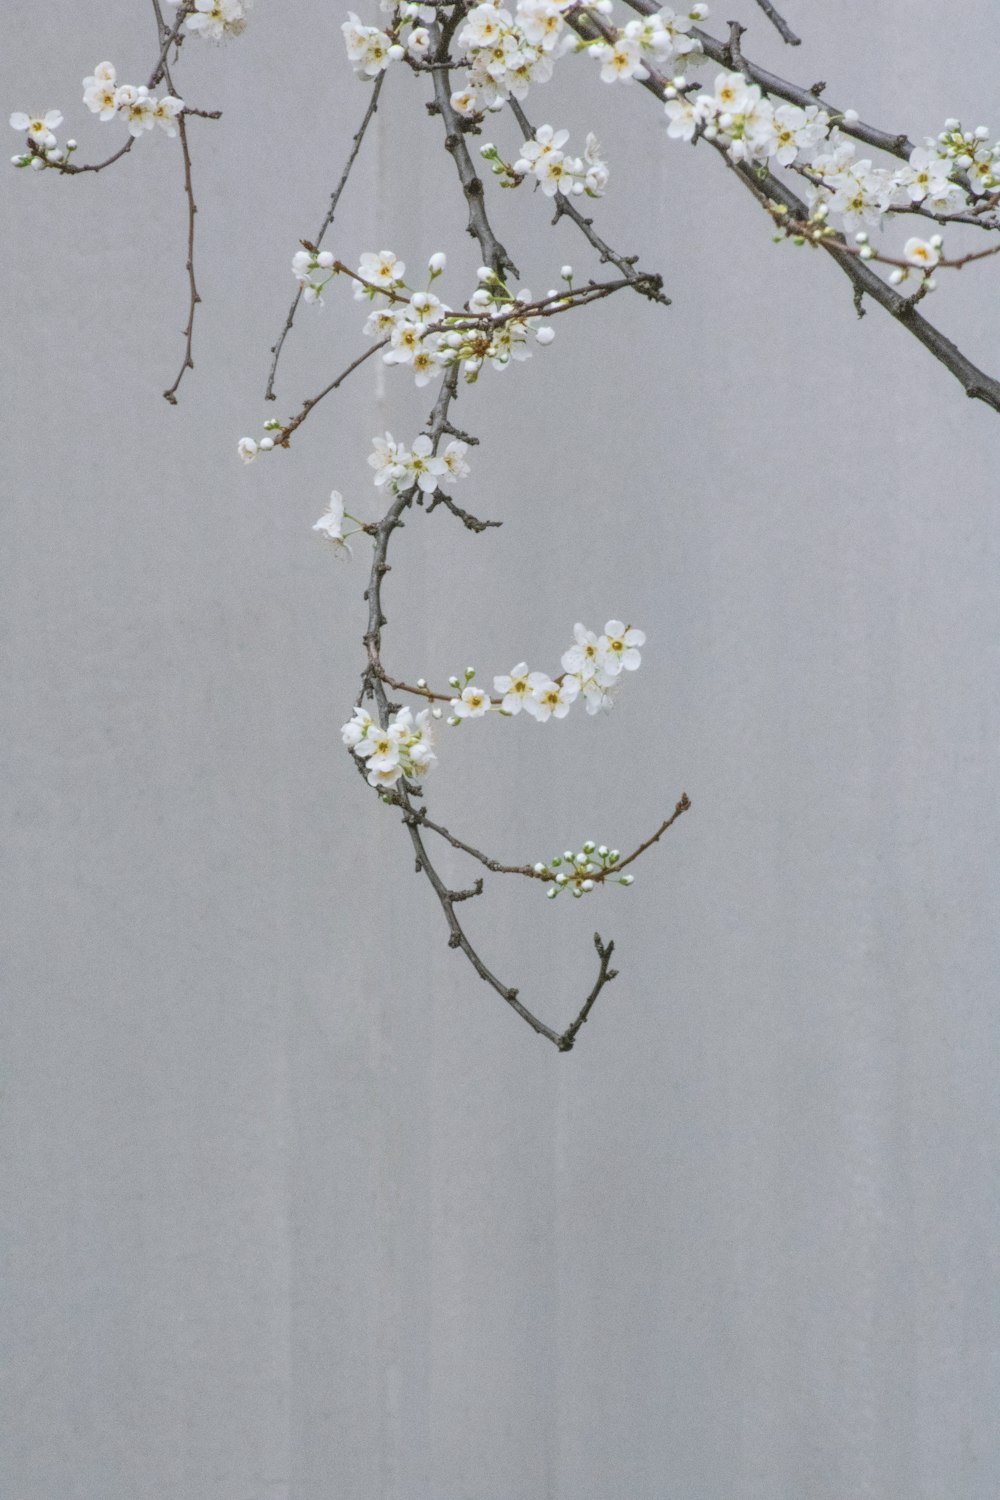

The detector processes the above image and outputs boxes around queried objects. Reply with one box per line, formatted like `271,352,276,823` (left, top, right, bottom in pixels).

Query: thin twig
753,0,801,46
265,74,386,401
555,934,619,1052
276,340,389,446
162,112,201,404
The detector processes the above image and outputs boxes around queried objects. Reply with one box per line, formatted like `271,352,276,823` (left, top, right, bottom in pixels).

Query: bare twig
425,490,503,531
265,74,386,400
555,934,619,1052
161,113,201,404
753,0,801,46
276,340,389,446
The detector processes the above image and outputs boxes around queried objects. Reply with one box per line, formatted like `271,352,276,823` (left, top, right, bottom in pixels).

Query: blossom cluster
82,62,184,138
662,61,998,268
369,431,470,493
341,705,437,789
165,0,250,41
448,620,646,724
495,125,609,198
291,247,558,384
533,843,634,898
586,4,707,88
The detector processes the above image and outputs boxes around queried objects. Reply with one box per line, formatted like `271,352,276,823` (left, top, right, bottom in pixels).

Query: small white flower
312,490,352,559
237,437,258,463
493,662,532,714
368,432,405,487
524,674,579,721
903,236,940,269
451,684,492,718
152,96,185,135
356,249,406,294
10,109,63,147
440,439,470,482
341,707,374,748
598,620,645,675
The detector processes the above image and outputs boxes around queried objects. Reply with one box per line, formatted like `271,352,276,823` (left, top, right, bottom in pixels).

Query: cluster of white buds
236,418,282,464
164,0,250,41
480,126,608,198
932,119,1000,197
446,621,646,726
81,63,184,138
534,843,634,898
341,706,437,789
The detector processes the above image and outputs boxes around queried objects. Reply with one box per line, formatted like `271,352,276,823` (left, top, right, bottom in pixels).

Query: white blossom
312,490,352,559
9,110,63,147
525,674,579,720
493,662,533,714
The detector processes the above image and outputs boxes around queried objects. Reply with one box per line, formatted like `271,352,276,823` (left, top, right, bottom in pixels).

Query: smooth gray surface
3,3,998,1497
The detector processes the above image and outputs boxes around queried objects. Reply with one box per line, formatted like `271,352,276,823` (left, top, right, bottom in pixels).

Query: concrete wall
3,2,998,1495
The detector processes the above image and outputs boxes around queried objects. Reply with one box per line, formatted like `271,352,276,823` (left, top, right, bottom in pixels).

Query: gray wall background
3,3,998,1496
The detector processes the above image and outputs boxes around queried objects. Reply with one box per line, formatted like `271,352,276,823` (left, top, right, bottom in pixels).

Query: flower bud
388,44,405,60
317,250,334,269
581,880,594,892
259,437,274,451
560,265,573,280
428,252,446,273
546,887,557,899
535,326,555,345
533,862,546,874
619,874,634,886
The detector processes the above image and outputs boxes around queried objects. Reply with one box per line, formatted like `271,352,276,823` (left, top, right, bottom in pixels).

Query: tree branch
265,73,386,401
753,0,801,47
